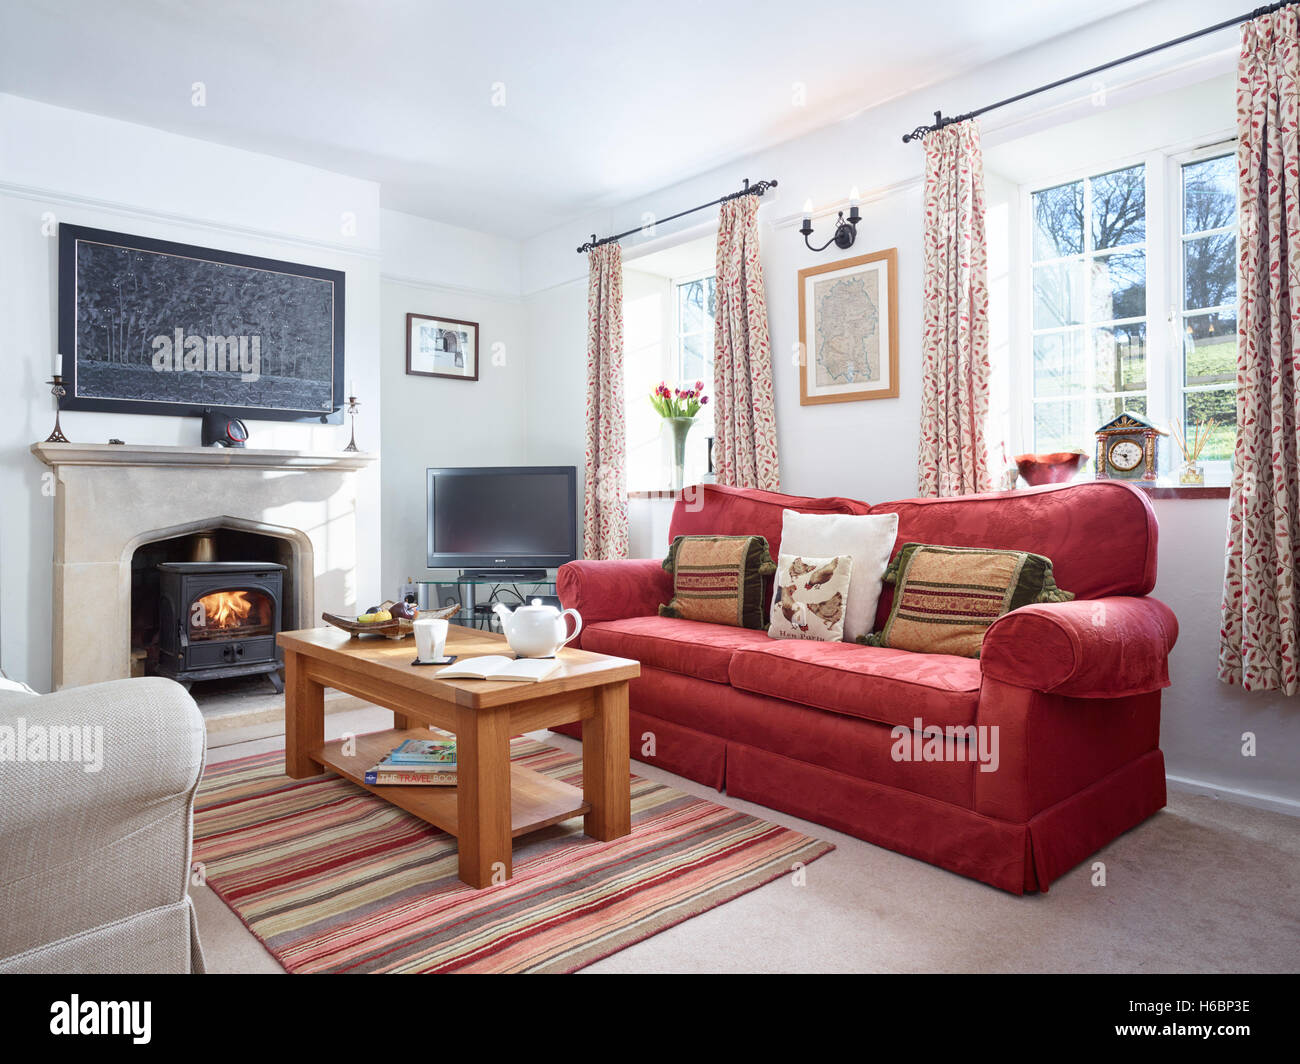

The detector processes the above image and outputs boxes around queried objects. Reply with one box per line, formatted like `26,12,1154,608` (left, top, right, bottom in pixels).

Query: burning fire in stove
196,590,254,630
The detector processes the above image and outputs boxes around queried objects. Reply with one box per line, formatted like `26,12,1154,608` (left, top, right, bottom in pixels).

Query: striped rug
194,738,833,973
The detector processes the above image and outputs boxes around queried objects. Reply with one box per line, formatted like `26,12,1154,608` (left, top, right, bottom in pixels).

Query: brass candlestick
343,394,360,452
45,375,70,443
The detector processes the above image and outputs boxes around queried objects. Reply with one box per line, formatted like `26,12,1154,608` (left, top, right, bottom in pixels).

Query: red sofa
555,481,1178,894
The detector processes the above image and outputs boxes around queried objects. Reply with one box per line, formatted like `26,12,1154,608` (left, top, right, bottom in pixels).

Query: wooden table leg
455,705,512,888
583,680,631,841
284,650,324,779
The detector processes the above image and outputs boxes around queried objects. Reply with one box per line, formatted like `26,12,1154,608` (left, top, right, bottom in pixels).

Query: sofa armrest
0,677,206,963
980,596,1179,699
557,558,673,627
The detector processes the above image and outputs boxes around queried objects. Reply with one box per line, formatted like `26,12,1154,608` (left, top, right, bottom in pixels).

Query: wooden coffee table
278,625,639,888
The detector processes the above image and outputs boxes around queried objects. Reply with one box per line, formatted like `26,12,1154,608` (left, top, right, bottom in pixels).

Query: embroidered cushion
862,543,1074,658
659,535,776,629
768,553,855,642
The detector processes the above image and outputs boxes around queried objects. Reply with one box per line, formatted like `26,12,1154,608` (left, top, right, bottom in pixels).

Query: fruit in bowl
1014,450,1090,486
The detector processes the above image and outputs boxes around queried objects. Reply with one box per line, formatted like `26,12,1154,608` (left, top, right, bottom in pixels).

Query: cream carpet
195,704,1300,974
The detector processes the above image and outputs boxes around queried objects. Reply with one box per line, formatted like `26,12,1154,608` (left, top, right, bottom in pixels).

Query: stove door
188,588,276,641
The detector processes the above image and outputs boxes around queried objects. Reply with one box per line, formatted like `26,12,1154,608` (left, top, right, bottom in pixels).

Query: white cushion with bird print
776,510,899,642
768,553,855,642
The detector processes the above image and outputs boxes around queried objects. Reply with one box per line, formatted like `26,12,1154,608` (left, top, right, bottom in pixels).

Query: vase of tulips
650,381,709,491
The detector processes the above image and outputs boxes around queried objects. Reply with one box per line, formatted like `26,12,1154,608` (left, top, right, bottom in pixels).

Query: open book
435,655,561,683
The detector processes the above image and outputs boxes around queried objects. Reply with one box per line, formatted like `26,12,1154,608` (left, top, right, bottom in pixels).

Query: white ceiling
0,0,1153,237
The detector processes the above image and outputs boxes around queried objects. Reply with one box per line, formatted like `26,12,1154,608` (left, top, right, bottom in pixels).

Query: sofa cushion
867,481,1158,631
729,639,981,730
659,534,775,629
864,543,1073,658
669,484,871,562
581,616,775,684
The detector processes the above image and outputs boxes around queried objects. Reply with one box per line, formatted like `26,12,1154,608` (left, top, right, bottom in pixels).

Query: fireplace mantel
31,441,376,471
33,440,375,690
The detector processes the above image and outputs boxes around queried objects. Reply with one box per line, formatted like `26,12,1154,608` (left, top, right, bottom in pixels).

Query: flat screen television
426,466,577,571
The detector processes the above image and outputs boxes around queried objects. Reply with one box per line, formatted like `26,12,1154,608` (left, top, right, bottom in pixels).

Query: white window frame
1013,136,1237,479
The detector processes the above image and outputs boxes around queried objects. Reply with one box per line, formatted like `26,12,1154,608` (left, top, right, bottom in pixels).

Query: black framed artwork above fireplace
156,561,287,691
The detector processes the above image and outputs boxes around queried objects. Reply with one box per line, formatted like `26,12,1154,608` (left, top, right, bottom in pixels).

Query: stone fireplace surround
31,442,375,690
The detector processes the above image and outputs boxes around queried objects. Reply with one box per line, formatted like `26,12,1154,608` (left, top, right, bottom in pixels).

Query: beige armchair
0,676,206,973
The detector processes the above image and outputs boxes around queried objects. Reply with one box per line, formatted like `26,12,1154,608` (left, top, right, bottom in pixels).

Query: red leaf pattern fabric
582,243,629,560
714,195,781,491
1220,8,1300,694
917,119,992,498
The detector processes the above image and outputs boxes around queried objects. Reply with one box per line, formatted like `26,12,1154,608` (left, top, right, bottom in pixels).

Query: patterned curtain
582,243,629,560
713,195,781,490
917,119,992,497
1220,7,1300,695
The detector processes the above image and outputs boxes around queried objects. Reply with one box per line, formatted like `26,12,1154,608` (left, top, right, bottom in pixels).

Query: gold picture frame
798,248,899,405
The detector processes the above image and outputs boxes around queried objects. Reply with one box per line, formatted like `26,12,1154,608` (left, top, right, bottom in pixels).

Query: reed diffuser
1171,418,1216,486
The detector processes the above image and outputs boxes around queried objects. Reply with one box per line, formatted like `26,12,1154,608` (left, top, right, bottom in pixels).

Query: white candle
53,353,63,377
349,378,356,397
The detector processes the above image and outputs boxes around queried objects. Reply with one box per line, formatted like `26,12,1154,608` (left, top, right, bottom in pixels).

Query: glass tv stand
415,572,559,631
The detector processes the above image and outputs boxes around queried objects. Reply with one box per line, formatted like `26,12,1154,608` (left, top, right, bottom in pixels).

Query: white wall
0,93,384,690
517,0,1299,810
377,209,529,600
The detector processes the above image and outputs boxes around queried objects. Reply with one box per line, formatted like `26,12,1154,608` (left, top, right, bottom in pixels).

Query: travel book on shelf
436,655,561,683
365,754,456,787
386,737,456,766
365,738,457,786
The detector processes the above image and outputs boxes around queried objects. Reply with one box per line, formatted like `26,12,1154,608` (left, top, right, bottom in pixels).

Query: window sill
1131,481,1229,499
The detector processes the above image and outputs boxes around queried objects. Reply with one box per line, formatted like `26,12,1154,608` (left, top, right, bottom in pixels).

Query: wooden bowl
1014,450,1089,486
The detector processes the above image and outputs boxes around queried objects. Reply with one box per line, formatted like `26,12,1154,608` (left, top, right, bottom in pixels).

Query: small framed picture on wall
406,312,479,381
797,248,898,405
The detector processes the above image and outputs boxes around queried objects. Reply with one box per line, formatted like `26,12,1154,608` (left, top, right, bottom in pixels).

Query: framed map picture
406,312,479,381
798,248,898,405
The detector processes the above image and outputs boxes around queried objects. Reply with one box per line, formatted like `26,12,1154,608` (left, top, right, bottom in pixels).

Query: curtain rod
575,178,778,254
901,0,1293,143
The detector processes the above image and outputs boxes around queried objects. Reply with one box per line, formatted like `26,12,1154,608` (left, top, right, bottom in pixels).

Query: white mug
413,617,449,663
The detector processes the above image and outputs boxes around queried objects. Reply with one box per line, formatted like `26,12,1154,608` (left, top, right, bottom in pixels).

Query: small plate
411,655,457,667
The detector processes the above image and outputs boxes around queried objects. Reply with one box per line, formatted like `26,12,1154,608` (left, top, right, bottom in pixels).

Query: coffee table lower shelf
311,727,591,839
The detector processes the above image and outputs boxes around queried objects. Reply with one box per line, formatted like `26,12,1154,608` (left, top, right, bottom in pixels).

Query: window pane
1093,322,1147,393
1184,312,1237,387
1090,165,1146,249
1091,250,1146,320
1033,260,1084,328
681,332,709,382
1184,233,1235,310
1032,181,1083,260
1183,388,1237,462
678,279,707,334
1183,155,1236,235
1034,394,1147,454
1033,331,1085,397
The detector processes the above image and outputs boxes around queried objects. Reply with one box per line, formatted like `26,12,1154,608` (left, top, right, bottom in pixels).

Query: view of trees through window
1031,163,1150,452
1180,154,1237,461
675,274,715,480
1028,150,1238,464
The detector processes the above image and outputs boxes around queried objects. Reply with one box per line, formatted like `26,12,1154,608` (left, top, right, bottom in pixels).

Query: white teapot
492,599,582,658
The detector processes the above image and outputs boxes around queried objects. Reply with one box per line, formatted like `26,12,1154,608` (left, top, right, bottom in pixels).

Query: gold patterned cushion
768,553,855,641
861,543,1073,658
659,535,776,630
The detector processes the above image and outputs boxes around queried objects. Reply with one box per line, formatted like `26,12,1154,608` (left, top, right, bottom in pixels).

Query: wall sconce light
799,188,861,252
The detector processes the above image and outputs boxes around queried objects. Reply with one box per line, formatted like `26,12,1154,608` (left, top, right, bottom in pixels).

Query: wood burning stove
156,561,286,691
